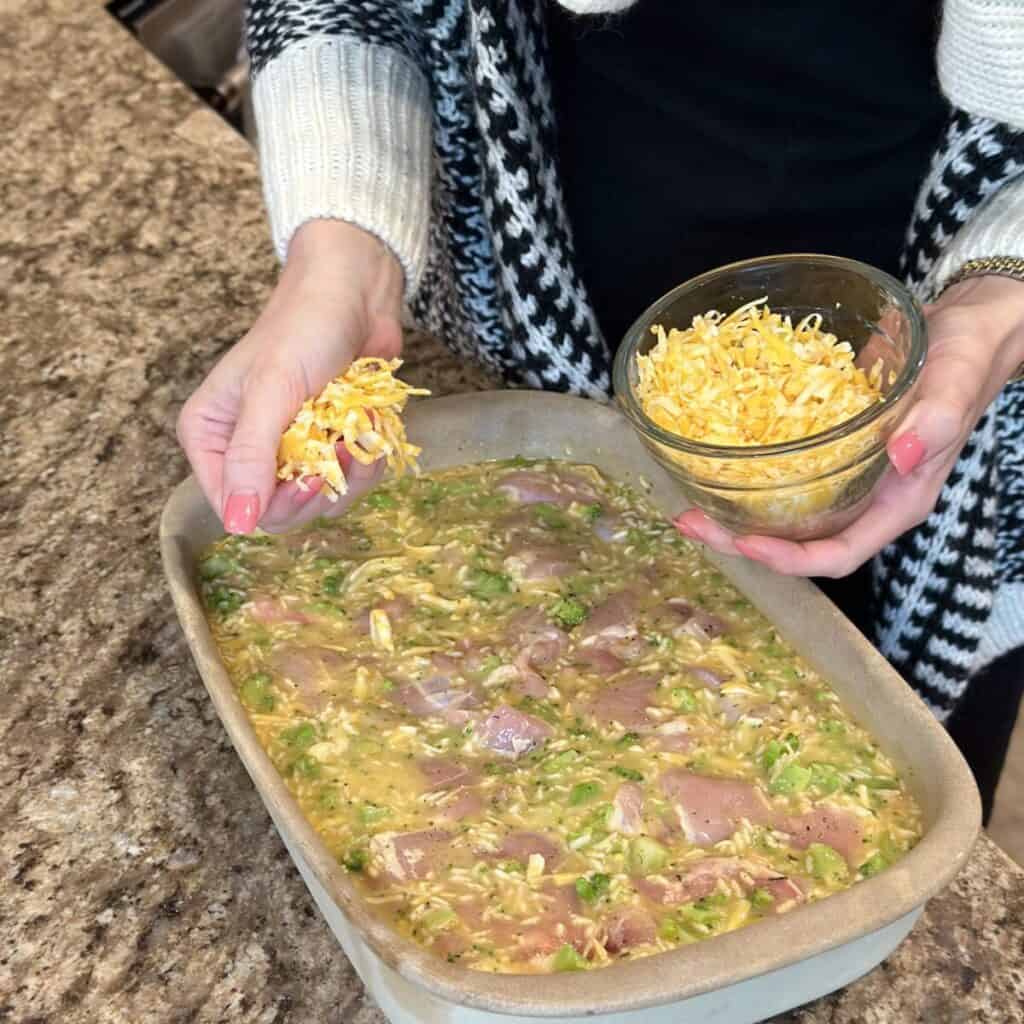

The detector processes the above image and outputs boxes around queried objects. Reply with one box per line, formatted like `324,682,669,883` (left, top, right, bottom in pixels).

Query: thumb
362,313,403,360
221,362,307,533
886,363,977,478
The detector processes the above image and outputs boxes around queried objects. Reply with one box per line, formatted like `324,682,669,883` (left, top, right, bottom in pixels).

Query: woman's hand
673,275,1024,577
177,220,404,534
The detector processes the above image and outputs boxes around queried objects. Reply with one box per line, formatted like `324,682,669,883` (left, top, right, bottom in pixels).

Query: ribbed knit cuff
925,173,1024,295
938,0,1024,129
251,37,432,298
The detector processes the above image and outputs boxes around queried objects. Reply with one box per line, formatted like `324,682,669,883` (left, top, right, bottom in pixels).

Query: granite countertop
2,4,1022,1022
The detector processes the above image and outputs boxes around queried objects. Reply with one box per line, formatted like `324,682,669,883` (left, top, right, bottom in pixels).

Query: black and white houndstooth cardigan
245,0,1024,720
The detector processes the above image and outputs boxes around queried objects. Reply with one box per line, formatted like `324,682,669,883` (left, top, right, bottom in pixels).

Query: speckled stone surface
1,4,1022,1023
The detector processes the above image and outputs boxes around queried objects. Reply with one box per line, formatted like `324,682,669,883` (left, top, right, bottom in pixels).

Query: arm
177,1,435,534
247,0,433,294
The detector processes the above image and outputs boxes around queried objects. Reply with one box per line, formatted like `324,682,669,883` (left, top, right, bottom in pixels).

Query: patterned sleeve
243,1,434,296
900,109,1024,297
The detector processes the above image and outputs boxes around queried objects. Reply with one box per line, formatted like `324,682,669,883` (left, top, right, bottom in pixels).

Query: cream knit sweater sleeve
938,0,1024,126
252,36,433,296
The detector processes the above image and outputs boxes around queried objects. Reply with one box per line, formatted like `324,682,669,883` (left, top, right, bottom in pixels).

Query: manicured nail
888,430,926,476
224,491,260,534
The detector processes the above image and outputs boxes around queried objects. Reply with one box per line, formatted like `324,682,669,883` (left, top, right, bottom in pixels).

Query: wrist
939,274,1024,382
974,276,1024,382
282,219,404,316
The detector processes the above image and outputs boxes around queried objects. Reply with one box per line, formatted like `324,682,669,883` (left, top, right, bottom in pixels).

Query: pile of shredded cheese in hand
276,357,430,500
636,299,885,447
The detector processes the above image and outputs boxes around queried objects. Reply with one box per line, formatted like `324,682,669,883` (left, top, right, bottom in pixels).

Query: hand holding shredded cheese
636,299,885,447
276,357,430,500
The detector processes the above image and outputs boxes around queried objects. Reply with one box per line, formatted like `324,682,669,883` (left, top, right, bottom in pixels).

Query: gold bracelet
943,256,1024,383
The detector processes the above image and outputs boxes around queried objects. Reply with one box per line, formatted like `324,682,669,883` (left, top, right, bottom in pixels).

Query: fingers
221,360,310,533
176,383,238,519
260,477,325,530
885,307,992,477
263,446,354,527
260,457,386,533
673,455,952,578
248,313,401,534
673,510,740,555
259,443,386,534
217,310,403,534
884,393,964,478
260,448,350,531
671,314,985,572
730,466,947,577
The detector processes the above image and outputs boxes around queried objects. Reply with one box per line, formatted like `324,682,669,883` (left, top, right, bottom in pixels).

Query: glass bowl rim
612,253,928,460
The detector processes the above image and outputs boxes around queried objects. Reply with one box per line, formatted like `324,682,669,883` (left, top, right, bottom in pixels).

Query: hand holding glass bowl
613,255,928,573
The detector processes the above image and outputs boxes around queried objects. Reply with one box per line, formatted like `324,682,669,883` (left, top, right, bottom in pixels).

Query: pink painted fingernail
224,491,260,534
888,430,926,476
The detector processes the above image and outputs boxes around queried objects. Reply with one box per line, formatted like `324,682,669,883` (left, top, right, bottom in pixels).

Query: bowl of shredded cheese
613,255,927,540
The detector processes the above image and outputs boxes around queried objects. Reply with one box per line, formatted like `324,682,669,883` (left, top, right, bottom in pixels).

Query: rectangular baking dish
160,391,980,1024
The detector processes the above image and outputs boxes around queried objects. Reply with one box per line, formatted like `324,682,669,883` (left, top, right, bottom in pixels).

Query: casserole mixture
200,460,921,974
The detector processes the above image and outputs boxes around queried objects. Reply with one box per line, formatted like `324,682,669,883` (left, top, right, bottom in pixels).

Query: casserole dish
160,391,980,1024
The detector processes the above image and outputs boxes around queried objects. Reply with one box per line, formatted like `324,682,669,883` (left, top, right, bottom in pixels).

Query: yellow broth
200,459,921,974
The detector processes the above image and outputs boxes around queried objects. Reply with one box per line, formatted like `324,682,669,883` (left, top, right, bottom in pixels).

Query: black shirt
547,0,947,347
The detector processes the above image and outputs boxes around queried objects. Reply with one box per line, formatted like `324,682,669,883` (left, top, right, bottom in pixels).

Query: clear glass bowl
612,254,927,541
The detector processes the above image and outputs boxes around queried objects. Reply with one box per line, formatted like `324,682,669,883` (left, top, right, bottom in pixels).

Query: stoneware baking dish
160,391,980,1024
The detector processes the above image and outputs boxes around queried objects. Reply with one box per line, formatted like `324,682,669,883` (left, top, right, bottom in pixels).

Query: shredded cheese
637,298,884,448
277,357,430,500
369,610,393,652
634,300,893,519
